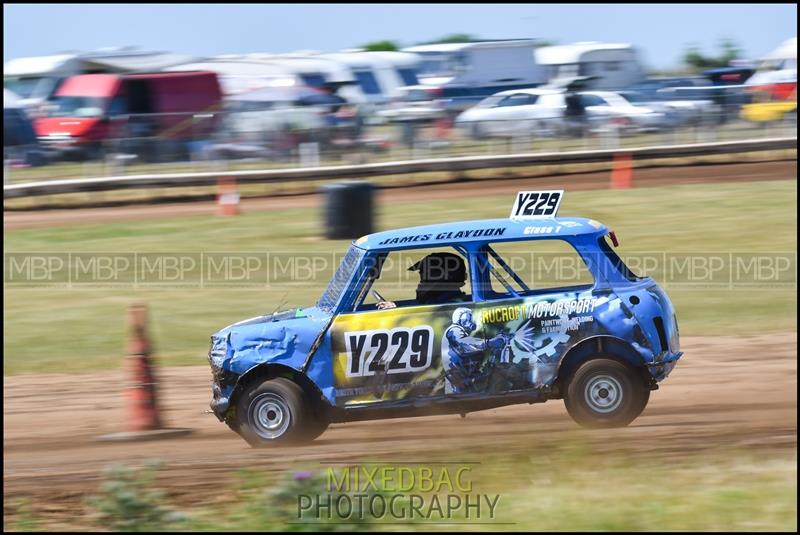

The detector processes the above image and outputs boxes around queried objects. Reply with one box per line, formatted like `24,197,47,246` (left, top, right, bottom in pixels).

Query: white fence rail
4,137,797,199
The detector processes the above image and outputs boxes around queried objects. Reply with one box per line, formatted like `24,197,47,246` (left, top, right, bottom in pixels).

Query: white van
536,42,645,90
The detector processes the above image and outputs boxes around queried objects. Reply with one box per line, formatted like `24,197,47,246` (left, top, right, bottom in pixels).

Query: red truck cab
35,71,222,160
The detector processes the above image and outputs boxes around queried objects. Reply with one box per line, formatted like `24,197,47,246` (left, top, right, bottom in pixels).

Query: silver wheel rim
249,393,291,439
584,375,623,414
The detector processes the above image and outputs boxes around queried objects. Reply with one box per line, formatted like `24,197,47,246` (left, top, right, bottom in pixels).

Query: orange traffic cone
97,303,191,442
610,152,634,189
217,176,240,216
125,303,161,431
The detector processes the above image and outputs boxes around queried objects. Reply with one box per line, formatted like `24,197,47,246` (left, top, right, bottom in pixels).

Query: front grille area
653,316,669,353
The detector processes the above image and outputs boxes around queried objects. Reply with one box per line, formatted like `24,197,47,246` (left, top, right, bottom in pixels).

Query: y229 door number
345,326,434,377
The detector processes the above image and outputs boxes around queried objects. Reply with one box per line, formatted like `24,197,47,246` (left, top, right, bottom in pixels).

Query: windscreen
48,96,106,118
317,245,365,314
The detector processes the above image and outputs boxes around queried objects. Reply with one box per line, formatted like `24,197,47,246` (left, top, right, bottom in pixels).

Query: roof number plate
510,190,564,220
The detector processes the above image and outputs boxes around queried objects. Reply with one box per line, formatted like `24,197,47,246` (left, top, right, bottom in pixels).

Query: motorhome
401,39,547,113
321,51,421,105
536,42,645,90
249,54,360,102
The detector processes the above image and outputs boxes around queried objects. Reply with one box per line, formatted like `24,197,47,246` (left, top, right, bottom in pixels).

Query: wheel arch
228,363,330,420
556,335,652,392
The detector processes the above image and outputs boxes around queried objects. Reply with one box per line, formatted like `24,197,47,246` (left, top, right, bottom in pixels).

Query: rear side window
598,236,643,282
483,239,594,298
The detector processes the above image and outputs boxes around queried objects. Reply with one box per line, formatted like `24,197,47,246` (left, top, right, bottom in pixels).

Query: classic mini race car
207,190,682,447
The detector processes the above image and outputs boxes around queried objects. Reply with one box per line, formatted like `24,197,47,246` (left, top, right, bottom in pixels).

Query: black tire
563,358,649,428
234,377,324,447
471,122,486,140
302,412,330,442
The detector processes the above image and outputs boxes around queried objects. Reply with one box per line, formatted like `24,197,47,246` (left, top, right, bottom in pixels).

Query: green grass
6,446,795,531
180,449,800,531
4,178,796,375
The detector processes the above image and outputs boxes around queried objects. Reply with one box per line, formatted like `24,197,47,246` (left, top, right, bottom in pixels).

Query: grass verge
4,178,796,374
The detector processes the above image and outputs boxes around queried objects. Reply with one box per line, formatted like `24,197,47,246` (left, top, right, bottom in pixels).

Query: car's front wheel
234,377,326,447
563,357,650,428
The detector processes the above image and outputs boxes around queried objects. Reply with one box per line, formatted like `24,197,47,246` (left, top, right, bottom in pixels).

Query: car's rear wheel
470,122,486,140
564,358,649,428
234,377,326,447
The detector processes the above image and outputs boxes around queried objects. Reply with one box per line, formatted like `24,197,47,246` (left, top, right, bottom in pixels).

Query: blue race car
207,190,682,446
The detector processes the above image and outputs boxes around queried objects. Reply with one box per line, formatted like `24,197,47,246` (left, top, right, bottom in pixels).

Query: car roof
355,217,608,251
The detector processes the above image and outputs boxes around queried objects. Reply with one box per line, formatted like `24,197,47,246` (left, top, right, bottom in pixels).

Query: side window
107,95,127,117
300,73,327,89
353,247,472,311
483,239,594,299
580,94,605,107
354,70,381,95
498,94,537,107
396,68,419,86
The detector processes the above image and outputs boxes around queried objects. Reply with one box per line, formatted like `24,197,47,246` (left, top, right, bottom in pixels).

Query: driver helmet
408,252,467,285
452,307,476,332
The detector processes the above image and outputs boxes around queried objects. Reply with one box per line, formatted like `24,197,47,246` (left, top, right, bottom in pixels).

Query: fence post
299,142,320,167
512,133,530,154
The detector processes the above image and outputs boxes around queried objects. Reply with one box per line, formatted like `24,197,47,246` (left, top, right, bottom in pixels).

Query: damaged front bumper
208,355,239,421
648,351,684,382
209,380,236,421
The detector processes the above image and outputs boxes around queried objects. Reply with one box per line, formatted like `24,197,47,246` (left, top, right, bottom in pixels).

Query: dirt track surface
4,333,797,518
4,160,796,230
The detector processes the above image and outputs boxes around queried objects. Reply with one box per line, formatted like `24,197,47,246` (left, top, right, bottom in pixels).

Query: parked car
4,89,49,166
375,85,446,124
214,85,345,159
207,191,682,446
623,77,720,126
454,88,566,138
455,88,668,139
34,71,222,161
572,91,670,133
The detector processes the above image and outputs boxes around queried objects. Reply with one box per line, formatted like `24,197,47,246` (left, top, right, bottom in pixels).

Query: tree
682,38,741,72
360,40,400,52
421,33,480,45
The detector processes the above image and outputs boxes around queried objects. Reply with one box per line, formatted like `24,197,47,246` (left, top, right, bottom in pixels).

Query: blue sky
3,4,797,68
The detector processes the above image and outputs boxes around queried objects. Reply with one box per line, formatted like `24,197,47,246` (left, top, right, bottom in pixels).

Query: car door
462,239,600,393
326,247,479,407
486,93,539,135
